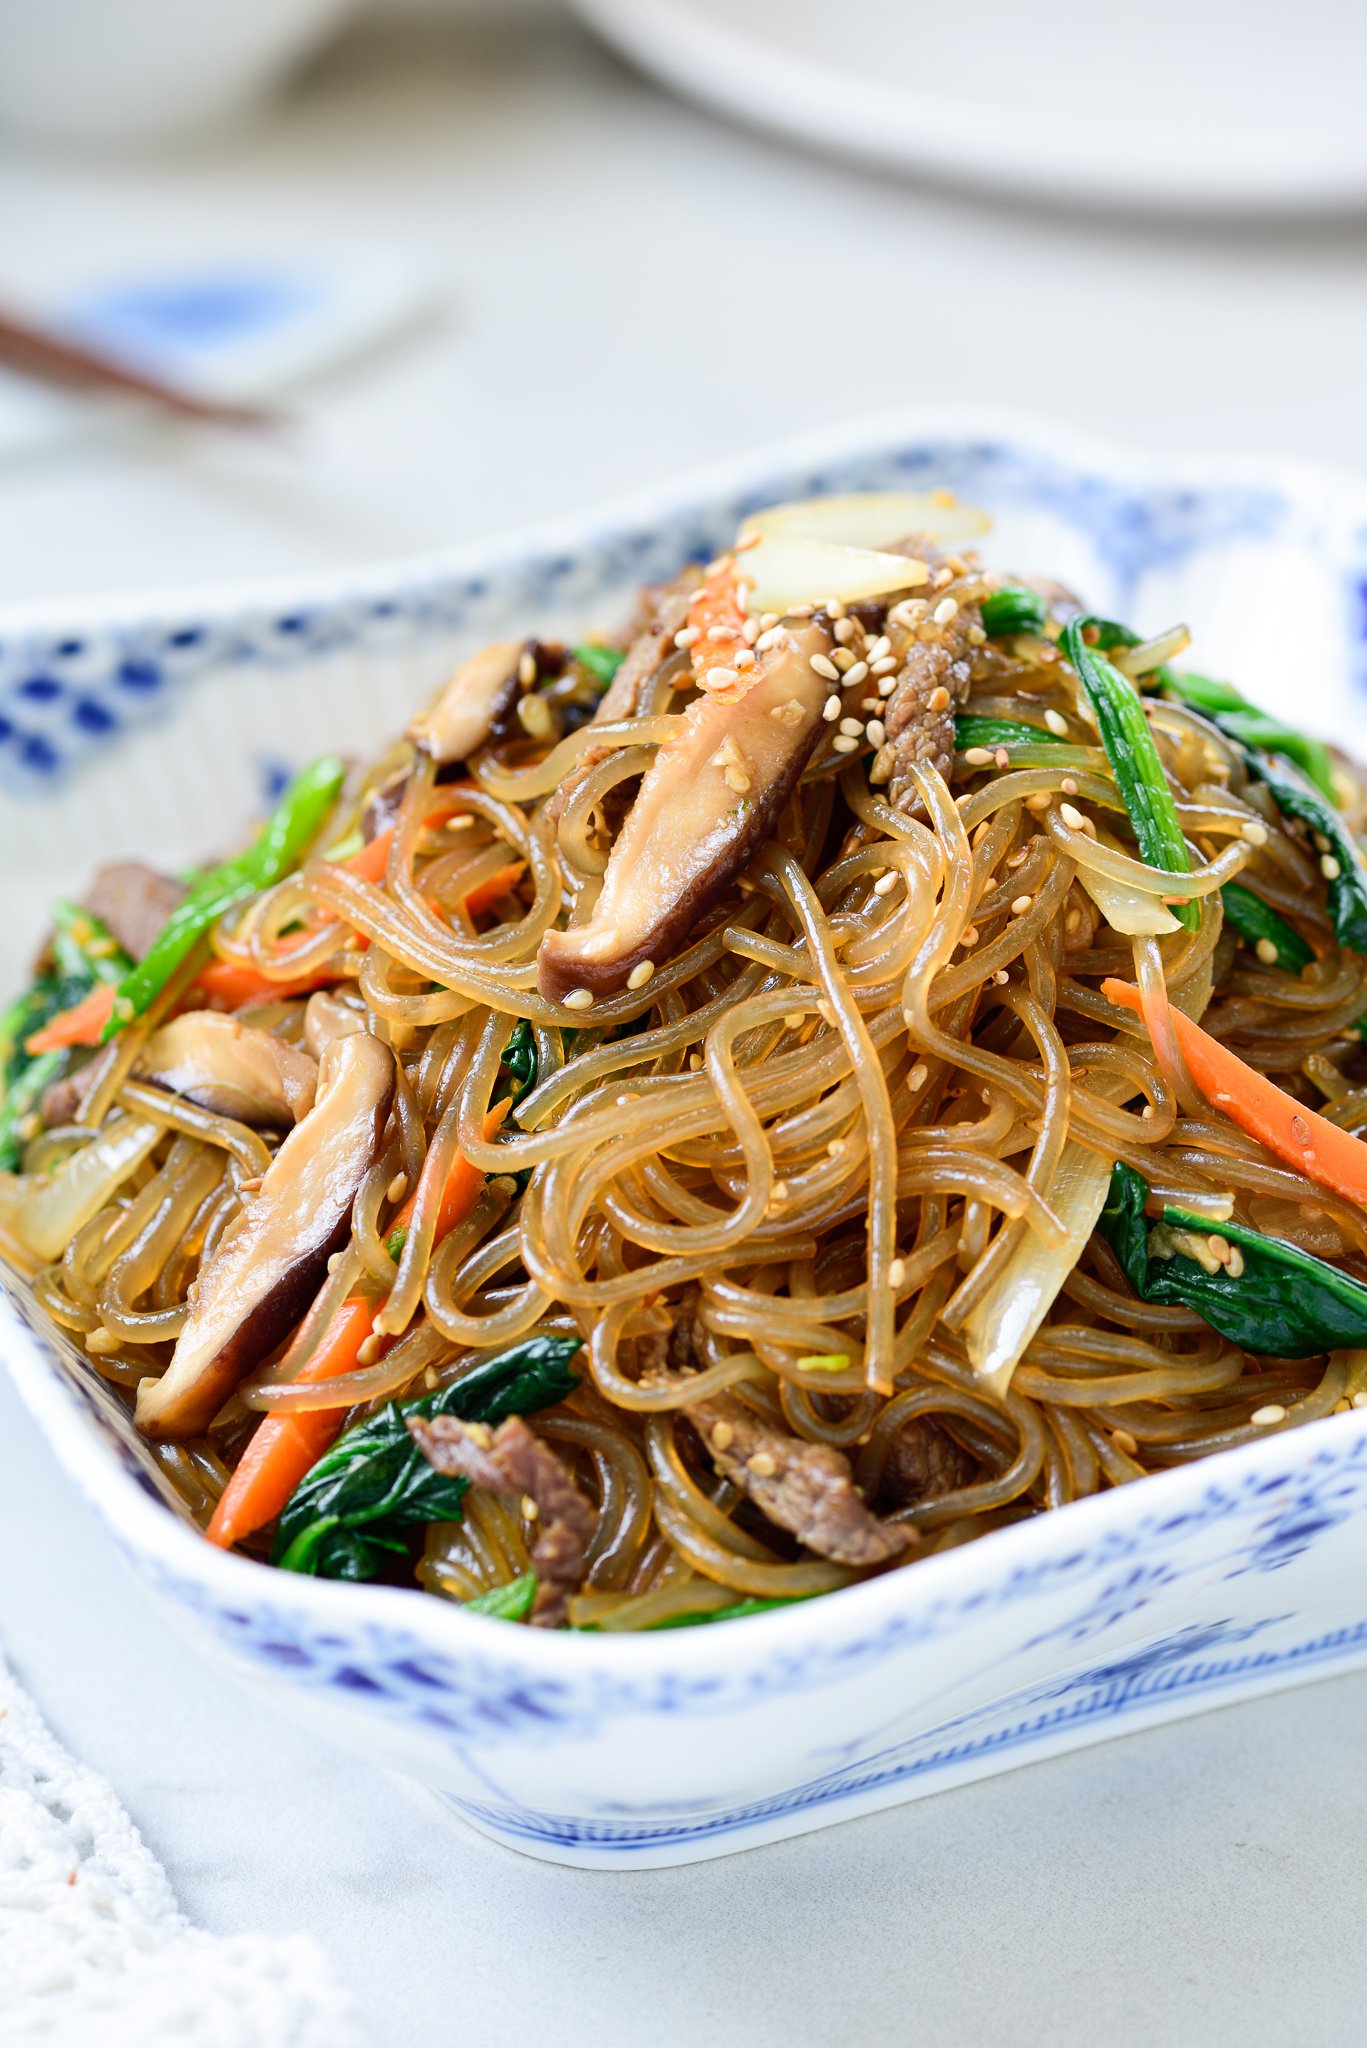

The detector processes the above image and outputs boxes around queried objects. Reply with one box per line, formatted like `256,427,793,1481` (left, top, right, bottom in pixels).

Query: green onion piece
1060,618,1196,931
102,755,346,1040
385,1224,408,1262
955,714,1065,753
979,587,1048,639
1219,884,1313,974
465,1571,538,1621
574,643,625,688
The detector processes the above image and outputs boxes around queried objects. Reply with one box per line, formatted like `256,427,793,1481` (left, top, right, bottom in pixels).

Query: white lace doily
0,1654,365,2047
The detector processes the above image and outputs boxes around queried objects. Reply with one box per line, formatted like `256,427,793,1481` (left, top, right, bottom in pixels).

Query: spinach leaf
574,643,625,689
0,971,91,1170
466,1571,538,1620
498,1017,538,1106
956,714,1065,753
979,587,1048,639
1162,671,1336,801
1061,619,1197,931
1238,748,1367,954
1219,883,1314,974
273,1333,581,1581
1098,1161,1367,1357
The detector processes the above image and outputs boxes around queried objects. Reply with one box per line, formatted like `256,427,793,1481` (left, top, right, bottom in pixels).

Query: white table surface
4,9,1367,2042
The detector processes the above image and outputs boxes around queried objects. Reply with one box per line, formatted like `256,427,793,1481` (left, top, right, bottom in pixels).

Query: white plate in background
571,0,1367,216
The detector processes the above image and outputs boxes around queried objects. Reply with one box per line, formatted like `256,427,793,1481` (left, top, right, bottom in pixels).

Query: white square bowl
5,407,1367,1868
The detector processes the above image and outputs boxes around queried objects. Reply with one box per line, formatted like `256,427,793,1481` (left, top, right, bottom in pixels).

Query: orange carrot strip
205,1298,375,1550
1103,976,1367,1206
685,558,752,697
462,861,526,920
339,827,395,885
191,958,334,1010
205,1095,513,1552
25,981,117,1053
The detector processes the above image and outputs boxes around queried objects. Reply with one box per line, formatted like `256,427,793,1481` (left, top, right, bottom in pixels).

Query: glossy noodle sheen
9,502,1367,1633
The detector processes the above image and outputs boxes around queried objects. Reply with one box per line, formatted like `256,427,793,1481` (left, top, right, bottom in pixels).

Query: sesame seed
521,1494,539,1521
1251,1404,1287,1426
760,612,779,631
673,625,700,648
357,1335,382,1366
1227,1245,1245,1277
967,624,987,646
784,1010,806,1030
1111,1428,1139,1457
734,648,756,669
927,686,952,714
747,1452,779,1477
1141,1104,1155,1119
933,596,959,626
933,565,954,589
832,734,860,754
1242,819,1269,845
742,618,760,644
889,1257,906,1288
827,1138,846,1156
564,988,594,1011
964,746,993,766
842,660,870,690
1255,937,1279,965
839,716,865,737
877,672,898,697
822,694,841,721
387,1172,408,1204
1011,895,1033,916
865,635,891,664
866,718,887,747
994,968,1010,984
909,1062,929,1090
518,649,537,687
627,960,655,989
1322,854,1342,880
870,655,899,678
833,616,855,645
770,1180,790,1204
707,622,734,641
754,627,784,652
960,925,980,949
810,652,840,682
724,765,750,793
995,748,1011,770
711,1421,735,1451
1060,802,1087,830
689,1053,703,1071
826,598,846,619
465,1421,494,1449
873,871,898,896
790,603,814,618
706,666,738,690
327,1252,342,1274
1044,708,1069,737
1061,777,1078,795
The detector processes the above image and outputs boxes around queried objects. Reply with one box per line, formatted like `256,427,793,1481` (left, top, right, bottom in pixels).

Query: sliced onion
1077,865,1182,937
963,1141,1114,1396
739,534,932,615
0,1114,162,1263
739,491,992,551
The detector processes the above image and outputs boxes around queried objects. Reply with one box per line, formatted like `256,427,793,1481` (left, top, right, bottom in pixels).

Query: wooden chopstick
0,307,280,429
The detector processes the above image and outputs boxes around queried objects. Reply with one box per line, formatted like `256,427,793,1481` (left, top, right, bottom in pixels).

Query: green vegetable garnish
574,643,625,688
955,714,1065,753
1163,671,1337,802
1060,618,1196,932
1219,884,1313,974
385,1224,408,1262
979,587,1048,639
1238,749,1367,954
50,901,133,987
1098,1161,1367,1357
0,972,94,1169
102,755,346,1040
647,1593,819,1630
465,1571,538,1620
273,1333,581,1581
498,1017,538,1107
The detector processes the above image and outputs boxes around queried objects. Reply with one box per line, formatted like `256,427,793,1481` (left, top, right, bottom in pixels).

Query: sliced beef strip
873,1417,975,1514
684,1392,911,1568
81,861,186,962
406,1413,596,1628
40,1051,105,1128
545,565,703,825
877,539,982,811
